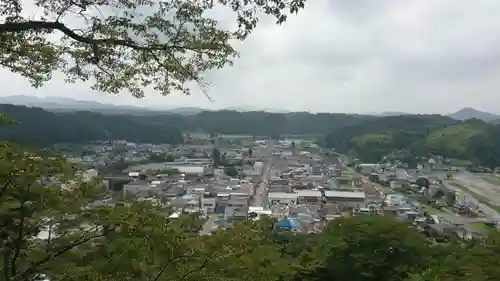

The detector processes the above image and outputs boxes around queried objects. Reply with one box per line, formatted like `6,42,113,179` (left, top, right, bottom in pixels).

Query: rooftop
297,190,322,197
324,190,365,199
268,192,298,200
277,217,303,230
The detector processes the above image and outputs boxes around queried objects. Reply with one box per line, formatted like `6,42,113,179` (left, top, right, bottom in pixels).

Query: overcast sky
2,0,500,114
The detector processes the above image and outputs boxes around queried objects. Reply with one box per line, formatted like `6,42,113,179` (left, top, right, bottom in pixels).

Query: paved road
437,213,489,225
200,215,220,235
250,140,274,209
251,161,271,207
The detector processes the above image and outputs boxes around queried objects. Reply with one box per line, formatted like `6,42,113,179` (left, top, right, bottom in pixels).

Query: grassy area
470,222,490,233
481,175,500,186
450,182,487,200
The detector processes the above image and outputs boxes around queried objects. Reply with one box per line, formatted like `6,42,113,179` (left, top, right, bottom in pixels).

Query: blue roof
277,218,300,229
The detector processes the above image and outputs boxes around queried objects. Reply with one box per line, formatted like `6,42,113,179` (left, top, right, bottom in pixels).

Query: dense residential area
2,1,500,280
3,102,500,281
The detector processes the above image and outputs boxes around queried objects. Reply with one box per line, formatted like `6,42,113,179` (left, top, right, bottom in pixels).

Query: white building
324,190,366,207
268,192,298,205
248,206,273,220
166,165,212,176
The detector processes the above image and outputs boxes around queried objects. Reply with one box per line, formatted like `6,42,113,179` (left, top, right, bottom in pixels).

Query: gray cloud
2,0,500,114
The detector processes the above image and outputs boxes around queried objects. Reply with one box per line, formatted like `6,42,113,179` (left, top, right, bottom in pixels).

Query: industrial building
268,190,366,206
297,190,322,204
324,190,366,204
268,192,298,205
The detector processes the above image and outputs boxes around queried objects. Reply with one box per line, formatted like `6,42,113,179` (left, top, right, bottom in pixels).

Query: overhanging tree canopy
0,0,305,97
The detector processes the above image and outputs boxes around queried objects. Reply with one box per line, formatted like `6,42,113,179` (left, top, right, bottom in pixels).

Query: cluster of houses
65,138,496,241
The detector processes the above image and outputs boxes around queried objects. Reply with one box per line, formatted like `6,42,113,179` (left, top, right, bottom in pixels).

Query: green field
481,175,500,186
470,222,490,233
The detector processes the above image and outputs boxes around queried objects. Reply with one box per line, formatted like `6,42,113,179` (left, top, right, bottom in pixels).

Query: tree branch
177,253,215,281
9,232,105,281
0,20,211,52
0,20,133,47
149,252,195,281
0,172,14,199
9,199,26,277
3,248,11,281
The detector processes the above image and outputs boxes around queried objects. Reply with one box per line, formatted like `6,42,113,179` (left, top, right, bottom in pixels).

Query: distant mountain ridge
448,107,500,122
0,95,139,110
0,103,374,144
378,111,410,117
0,95,290,115
377,108,500,122
0,95,204,115
2,96,500,122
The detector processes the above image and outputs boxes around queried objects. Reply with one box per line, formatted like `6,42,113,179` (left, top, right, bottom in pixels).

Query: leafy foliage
325,115,456,154
425,119,488,159
0,112,17,125
0,142,103,281
425,119,500,167
0,0,306,97
312,216,430,281
349,134,394,163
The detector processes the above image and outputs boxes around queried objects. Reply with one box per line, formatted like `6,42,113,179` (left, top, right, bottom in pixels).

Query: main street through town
203,140,273,235
250,140,274,209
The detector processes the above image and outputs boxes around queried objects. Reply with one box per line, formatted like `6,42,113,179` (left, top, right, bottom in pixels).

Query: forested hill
0,104,374,145
132,110,373,136
5,103,500,167
0,104,184,145
324,114,458,152
324,115,500,168
186,111,371,135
